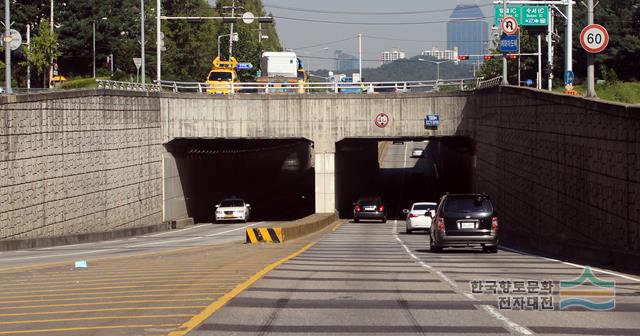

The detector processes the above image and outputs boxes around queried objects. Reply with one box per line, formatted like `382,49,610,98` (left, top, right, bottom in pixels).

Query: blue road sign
236,63,253,70
500,35,519,53
564,71,574,85
425,115,440,127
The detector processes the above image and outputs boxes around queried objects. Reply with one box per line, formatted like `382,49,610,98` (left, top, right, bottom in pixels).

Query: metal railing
150,78,481,95
96,80,161,92
476,76,503,90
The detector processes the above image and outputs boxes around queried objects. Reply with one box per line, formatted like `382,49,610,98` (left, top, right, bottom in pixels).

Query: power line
289,36,358,51
273,16,492,26
363,35,492,43
263,2,494,16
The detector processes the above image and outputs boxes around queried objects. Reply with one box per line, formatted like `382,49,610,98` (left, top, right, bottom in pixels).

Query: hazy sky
260,0,495,70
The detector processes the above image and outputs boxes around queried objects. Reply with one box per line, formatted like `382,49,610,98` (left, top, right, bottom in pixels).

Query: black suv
430,193,498,253
353,197,386,223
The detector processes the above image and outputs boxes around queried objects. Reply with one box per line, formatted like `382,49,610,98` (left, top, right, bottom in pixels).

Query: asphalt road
0,221,264,271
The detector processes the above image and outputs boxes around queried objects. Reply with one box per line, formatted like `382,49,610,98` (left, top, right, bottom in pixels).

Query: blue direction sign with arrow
236,63,253,70
500,35,518,53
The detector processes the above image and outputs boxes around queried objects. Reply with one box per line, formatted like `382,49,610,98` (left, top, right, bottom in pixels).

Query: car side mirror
246,203,251,208
402,209,409,214
215,204,220,208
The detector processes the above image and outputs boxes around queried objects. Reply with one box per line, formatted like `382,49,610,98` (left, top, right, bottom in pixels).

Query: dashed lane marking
0,323,180,335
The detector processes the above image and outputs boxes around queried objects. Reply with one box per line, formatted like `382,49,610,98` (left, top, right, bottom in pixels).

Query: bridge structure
0,85,638,268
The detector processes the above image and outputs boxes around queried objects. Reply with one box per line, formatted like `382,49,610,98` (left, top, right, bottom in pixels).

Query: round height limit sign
580,24,609,53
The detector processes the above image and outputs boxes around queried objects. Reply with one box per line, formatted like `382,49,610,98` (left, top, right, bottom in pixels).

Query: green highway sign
495,5,549,27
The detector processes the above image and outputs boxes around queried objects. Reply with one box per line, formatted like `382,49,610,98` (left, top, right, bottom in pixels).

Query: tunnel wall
0,91,163,240
464,86,640,267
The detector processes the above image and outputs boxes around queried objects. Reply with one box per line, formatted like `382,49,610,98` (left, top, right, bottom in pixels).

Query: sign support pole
547,7,553,90
501,0,508,85
517,28,521,86
4,0,11,94
156,0,161,84
537,34,542,89
140,0,145,87
565,0,573,75
585,0,596,97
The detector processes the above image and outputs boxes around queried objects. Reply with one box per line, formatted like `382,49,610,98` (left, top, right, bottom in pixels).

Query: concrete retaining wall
466,86,640,269
0,90,163,240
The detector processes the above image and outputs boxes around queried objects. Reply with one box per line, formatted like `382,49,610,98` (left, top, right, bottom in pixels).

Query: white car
411,148,424,158
215,198,251,223
404,202,437,233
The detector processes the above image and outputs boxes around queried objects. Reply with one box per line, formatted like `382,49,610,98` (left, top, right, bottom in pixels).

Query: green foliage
59,77,109,89
600,67,619,85
24,21,61,87
478,29,538,84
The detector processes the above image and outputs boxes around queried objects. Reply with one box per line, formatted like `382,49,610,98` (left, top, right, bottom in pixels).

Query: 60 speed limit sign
580,24,609,53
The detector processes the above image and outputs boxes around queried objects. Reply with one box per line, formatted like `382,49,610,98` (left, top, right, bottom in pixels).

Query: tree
25,20,61,87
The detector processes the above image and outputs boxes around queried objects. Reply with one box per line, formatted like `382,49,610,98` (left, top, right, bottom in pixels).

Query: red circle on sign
580,24,609,53
501,16,518,35
375,113,389,128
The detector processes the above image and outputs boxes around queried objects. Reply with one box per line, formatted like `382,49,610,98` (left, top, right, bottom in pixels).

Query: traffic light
483,55,493,61
508,54,518,60
458,55,469,61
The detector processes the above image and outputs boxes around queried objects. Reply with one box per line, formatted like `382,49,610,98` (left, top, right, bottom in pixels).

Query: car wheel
430,244,442,253
381,218,387,223
354,218,359,223
483,246,498,253
406,226,412,234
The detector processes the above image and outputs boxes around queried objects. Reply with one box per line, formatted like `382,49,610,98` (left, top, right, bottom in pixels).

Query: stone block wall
0,91,163,240
464,86,640,263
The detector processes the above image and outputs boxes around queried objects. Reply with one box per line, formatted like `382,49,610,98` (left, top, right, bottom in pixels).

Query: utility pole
565,0,573,75
50,0,53,88
537,34,542,89
229,0,235,59
585,0,596,97
501,0,508,85
92,20,96,78
27,24,31,89
517,28,521,86
4,0,11,94
140,0,145,86
547,7,554,90
358,33,362,81
156,0,161,84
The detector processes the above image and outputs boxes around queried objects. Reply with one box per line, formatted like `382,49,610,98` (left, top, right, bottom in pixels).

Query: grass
59,76,110,90
554,82,640,105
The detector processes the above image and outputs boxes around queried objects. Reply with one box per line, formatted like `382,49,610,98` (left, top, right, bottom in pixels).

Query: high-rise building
421,47,459,61
334,50,359,72
447,4,489,62
381,48,406,64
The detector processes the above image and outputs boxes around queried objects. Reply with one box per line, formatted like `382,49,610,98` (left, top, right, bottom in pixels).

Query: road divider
246,214,337,244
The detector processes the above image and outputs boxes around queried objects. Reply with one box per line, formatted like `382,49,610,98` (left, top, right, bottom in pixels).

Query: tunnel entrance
335,137,475,220
165,138,315,223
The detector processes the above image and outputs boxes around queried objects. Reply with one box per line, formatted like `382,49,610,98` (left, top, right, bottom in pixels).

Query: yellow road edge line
168,241,316,336
0,298,216,310
0,314,193,325
1,292,227,304
332,220,346,232
0,323,179,335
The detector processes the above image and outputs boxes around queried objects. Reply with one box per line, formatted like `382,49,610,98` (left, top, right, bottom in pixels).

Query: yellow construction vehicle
206,56,238,94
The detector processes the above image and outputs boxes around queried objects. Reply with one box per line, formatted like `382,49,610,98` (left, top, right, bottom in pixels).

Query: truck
256,52,307,93
206,56,238,95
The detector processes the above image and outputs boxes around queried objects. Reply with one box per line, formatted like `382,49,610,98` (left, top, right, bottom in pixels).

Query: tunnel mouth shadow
335,136,475,221
165,138,315,223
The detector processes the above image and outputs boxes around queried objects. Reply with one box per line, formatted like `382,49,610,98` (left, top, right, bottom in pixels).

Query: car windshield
358,199,380,206
413,148,422,151
220,200,244,207
209,71,232,81
413,204,434,211
443,197,493,214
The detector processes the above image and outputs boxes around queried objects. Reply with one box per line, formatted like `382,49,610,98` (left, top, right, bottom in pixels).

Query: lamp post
418,58,454,85
218,33,238,59
93,17,108,78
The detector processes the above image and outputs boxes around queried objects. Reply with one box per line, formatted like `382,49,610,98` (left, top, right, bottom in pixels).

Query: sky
258,0,496,70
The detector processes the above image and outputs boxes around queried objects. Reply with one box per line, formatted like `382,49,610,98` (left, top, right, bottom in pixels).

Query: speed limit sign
580,24,609,53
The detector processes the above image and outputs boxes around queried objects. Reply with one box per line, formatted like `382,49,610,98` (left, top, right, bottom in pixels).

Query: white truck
257,51,308,92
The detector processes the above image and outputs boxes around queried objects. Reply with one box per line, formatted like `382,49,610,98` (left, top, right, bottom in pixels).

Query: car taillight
354,205,361,212
437,217,445,233
378,205,385,212
491,217,499,231
408,213,417,218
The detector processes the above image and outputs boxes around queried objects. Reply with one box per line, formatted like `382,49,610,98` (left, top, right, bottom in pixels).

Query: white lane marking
433,163,439,180
500,246,640,283
481,305,534,335
127,222,263,248
145,224,208,237
403,142,408,169
0,249,117,262
393,221,534,336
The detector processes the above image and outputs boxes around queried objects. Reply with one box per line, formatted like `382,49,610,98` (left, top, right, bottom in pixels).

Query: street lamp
418,58,454,84
218,33,238,59
93,17,108,78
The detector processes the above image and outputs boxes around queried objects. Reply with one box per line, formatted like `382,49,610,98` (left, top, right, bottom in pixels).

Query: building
334,50,359,73
421,47,459,61
447,4,489,62
381,48,406,64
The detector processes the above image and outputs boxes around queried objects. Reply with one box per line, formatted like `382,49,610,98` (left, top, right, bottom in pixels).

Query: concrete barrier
246,213,337,243
0,222,172,251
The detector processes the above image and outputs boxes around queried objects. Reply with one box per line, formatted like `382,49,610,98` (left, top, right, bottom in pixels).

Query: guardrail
92,78,482,95
476,76,503,90
96,80,161,92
